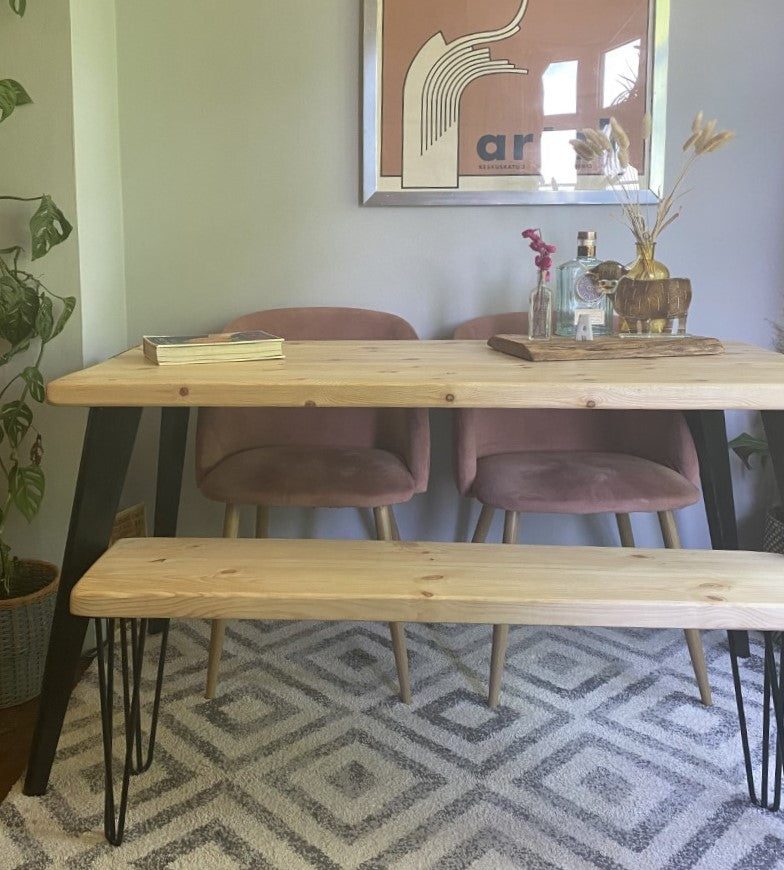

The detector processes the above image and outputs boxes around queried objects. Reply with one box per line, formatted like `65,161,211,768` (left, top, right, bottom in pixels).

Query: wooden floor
0,656,93,804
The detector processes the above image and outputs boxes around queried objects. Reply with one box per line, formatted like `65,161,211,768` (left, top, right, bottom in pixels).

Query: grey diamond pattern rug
2,621,784,869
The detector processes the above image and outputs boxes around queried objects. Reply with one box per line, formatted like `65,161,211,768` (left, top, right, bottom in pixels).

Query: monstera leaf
0,78,31,123
21,366,45,403
9,465,44,522
0,273,38,345
0,401,33,447
728,432,769,471
30,195,72,260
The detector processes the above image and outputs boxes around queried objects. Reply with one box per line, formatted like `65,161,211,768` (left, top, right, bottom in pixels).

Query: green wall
0,3,83,567
113,0,784,548
2,1,783,568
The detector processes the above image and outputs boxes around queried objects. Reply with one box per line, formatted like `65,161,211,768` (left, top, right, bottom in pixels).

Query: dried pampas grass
570,112,734,246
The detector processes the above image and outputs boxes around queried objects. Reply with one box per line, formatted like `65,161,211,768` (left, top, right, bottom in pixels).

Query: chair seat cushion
472,451,700,514
198,446,418,508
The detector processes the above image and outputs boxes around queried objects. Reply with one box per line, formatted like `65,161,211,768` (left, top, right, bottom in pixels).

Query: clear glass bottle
528,278,552,340
555,231,611,336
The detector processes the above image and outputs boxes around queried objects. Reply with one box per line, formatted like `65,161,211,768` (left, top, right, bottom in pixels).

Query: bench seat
70,537,784,630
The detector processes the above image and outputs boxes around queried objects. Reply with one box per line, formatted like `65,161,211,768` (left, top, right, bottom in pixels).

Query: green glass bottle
555,231,611,336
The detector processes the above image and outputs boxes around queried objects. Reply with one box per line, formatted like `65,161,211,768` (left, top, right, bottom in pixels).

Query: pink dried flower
522,228,555,284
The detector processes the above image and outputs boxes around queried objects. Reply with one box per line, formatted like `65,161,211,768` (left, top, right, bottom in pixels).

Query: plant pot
0,559,59,708
763,506,784,555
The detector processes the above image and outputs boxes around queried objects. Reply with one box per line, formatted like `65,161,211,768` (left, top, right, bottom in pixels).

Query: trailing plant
728,317,784,473
0,1,75,597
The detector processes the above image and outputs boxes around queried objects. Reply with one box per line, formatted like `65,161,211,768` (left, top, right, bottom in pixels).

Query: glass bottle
528,276,552,340
555,231,611,336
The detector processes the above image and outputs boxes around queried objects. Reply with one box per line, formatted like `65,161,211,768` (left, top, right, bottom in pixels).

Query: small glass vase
528,279,552,340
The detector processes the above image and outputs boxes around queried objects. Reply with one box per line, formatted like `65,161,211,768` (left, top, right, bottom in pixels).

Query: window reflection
603,39,641,107
539,129,577,189
542,60,578,116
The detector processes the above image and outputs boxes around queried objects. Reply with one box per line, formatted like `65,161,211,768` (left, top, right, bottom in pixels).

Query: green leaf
9,0,27,17
9,465,44,522
29,195,72,260
0,78,31,122
0,400,32,446
21,366,44,403
0,274,38,344
50,295,75,339
728,432,769,470
35,294,53,341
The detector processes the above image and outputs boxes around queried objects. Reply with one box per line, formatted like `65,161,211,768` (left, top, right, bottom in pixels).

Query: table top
46,340,784,410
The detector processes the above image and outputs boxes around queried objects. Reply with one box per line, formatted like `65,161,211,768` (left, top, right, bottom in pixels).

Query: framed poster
362,0,669,206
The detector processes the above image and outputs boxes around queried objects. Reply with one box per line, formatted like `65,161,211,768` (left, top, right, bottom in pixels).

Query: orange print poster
363,0,663,205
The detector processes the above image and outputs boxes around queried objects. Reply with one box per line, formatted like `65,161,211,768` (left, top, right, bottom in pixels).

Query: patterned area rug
2,620,784,869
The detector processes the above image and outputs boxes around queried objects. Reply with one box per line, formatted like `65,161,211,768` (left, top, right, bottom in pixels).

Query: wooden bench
71,537,784,627
70,536,784,844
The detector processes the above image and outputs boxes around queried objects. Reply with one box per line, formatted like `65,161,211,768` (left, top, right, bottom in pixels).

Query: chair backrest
196,307,429,491
452,312,700,495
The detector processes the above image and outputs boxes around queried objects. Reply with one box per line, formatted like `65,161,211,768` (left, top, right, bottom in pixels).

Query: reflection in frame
362,0,669,206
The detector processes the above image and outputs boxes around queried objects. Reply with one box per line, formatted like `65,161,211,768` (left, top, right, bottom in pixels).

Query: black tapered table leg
684,410,748,657
761,412,784,512
24,406,142,796
149,408,190,635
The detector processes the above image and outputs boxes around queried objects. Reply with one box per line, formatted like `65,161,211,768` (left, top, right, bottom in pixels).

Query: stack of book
142,330,284,365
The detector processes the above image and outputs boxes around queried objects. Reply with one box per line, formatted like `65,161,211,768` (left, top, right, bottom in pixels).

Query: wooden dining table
23,338,784,796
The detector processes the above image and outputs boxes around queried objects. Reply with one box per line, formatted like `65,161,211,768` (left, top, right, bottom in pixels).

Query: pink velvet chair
453,312,710,708
196,307,430,701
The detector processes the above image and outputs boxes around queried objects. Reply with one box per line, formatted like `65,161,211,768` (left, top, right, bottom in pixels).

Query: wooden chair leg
374,505,411,704
389,509,401,541
488,624,510,708
616,512,635,547
502,510,520,545
488,510,520,708
472,503,495,543
659,510,712,706
205,503,241,699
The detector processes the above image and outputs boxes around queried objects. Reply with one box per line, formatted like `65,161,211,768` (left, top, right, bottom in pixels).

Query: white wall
70,0,127,365
109,0,784,549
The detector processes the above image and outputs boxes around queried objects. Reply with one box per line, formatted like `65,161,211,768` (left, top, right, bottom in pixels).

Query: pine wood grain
45,341,784,410
488,334,724,361
71,537,784,630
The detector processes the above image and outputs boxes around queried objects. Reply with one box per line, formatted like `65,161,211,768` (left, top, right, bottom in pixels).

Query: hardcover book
142,330,284,365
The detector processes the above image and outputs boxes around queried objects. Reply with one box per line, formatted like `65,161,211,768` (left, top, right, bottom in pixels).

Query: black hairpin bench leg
95,618,168,845
729,631,784,810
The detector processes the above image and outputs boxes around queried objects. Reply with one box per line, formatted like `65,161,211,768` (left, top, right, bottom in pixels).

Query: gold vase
625,242,670,281
617,242,670,334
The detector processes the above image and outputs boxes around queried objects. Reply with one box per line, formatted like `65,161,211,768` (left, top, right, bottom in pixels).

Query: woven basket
763,506,784,555
0,559,59,708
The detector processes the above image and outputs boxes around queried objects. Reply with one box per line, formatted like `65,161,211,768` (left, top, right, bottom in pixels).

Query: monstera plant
0,0,75,708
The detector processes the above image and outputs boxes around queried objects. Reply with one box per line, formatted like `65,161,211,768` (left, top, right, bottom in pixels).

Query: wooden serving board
488,334,724,362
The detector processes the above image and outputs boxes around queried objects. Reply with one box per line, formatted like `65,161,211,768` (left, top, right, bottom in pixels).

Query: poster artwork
367,0,653,203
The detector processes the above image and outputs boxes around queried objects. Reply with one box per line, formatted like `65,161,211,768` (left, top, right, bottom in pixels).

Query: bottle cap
578,231,597,240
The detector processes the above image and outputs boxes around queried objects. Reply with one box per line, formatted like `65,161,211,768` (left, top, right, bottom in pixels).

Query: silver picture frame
362,0,669,206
